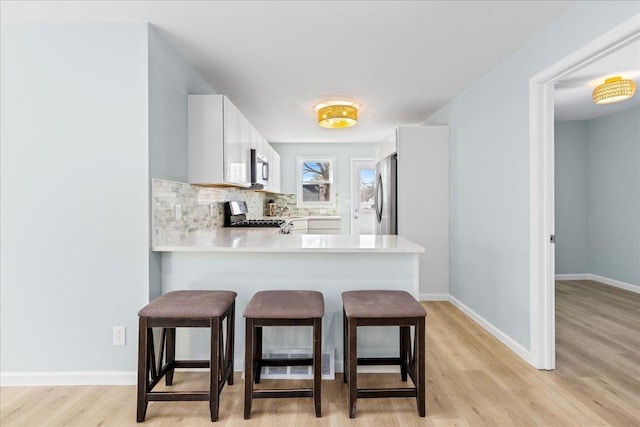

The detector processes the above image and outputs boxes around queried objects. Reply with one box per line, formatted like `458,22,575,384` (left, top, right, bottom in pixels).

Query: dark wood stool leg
348,317,358,419
136,317,149,423
227,302,235,385
244,318,254,420
400,325,410,382
218,317,227,393
343,308,347,384
313,317,322,417
165,327,176,385
416,318,426,417
254,326,263,384
209,317,221,422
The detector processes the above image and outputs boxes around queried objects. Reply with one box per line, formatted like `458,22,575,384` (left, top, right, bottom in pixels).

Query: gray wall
424,2,639,350
148,26,214,301
271,143,375,234
555,108,640,286
0,22,215,376
587,107,640,285
1,23,149,372
148,26,214,183
555,121,589,274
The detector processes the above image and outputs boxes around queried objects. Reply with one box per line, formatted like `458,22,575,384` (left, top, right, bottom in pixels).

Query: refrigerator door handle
375,174,383,223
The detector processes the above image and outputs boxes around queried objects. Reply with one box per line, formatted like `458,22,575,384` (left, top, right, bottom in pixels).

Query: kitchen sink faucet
277,206,288,217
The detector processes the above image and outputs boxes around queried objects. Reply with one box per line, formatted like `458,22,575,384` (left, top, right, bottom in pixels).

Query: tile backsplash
152,179,339,246
152,179,266,245
267,194,338,217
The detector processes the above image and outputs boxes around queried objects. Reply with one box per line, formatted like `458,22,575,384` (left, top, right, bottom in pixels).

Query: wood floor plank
1,279,638,426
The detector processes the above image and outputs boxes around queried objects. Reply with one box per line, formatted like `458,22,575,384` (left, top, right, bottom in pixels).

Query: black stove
228,219,285,228
224,201,284,228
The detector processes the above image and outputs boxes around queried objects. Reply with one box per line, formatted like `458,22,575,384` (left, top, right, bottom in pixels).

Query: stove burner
229,219,285,228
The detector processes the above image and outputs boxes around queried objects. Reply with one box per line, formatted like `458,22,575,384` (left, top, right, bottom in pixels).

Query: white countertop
152,229,424,253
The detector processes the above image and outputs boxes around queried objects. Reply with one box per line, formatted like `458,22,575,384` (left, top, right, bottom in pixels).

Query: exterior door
351,159,376,235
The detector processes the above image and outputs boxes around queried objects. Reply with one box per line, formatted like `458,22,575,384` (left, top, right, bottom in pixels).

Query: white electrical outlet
209,204,215,216
174,204,182,221
113,326,126,346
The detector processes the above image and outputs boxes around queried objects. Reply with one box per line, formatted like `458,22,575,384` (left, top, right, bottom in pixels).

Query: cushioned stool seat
137,290,236,422
243,290,324,419
342,290,426,418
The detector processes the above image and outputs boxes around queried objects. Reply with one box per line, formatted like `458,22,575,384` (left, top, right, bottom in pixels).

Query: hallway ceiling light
592,76,636,104
315,101,359,128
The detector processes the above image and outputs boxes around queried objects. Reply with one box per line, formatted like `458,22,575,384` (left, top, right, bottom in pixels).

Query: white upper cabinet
222,96,252,185
188,95,251,187
262,144,281,194
270,148,281,194
188,94,280,192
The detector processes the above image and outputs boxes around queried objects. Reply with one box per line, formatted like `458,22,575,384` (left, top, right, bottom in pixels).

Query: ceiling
555,39,640,121
2,1,579,143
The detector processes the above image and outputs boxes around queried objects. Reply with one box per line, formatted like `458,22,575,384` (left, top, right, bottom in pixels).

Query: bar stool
342,290,426,418
243,290,324,419
136,290,236,422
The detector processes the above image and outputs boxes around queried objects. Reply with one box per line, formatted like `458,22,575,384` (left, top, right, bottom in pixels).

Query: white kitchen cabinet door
188,95,225,184
395,126,449,296
271,150,281,194
290,219,308,233
222,96,251,186
307,218,341,234
188,94,251,187
267,145,281,194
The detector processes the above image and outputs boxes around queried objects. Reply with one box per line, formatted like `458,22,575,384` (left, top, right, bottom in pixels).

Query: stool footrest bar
147,391,209,401
257,358,312,367
357,388,417,398
173,360,209,369
357,357,402,366
253,389,314,399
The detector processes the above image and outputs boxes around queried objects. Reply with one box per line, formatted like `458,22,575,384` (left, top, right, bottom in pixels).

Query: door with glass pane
351,159,376,235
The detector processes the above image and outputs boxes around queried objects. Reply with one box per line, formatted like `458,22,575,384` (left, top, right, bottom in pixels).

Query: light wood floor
2,280,639,426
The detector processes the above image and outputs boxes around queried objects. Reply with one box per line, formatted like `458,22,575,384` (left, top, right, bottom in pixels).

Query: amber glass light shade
592,76,636,105
317,104,358,128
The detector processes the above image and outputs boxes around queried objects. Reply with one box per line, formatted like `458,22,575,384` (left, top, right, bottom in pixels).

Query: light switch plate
174,204,182,221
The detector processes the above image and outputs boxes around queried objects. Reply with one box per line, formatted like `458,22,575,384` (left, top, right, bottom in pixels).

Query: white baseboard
448,296,531,365
554,274,589,281
419,293,449,301
1,371,136,387
589,274,640,294
556,273,639,294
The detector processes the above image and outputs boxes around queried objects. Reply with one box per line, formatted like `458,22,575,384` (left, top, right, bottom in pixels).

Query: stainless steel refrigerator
375,153,397,235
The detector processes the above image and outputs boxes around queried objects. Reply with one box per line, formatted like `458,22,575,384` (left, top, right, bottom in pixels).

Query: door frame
350,158,376,235
528,14,640,369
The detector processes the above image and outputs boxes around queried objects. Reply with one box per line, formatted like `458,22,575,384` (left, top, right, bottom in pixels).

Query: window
297,157,336,208
359,168,375,211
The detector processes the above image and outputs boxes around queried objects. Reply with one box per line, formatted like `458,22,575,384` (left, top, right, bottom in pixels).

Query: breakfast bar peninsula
153,230,425,373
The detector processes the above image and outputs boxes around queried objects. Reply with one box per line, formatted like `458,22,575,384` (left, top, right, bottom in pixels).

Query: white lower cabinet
308,218,341,234
281,218,341,234
289,219,308,234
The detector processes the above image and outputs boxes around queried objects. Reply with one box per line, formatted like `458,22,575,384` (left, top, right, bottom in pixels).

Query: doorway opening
529,15,640,369
350,158,376,235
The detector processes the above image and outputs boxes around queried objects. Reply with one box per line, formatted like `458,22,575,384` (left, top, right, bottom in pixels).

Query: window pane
297,157,336,208
302,183,331,202
302,161,331,183
360,169,375,210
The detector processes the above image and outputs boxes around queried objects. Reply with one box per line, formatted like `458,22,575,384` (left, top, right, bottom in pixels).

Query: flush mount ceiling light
315,100,359,128
592,76,636,105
